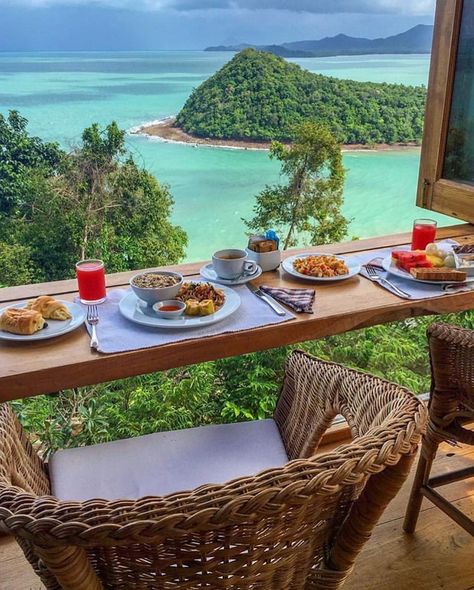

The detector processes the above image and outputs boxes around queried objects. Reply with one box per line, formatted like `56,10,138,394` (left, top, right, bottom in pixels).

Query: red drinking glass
76,259,107,304
411,219,437,251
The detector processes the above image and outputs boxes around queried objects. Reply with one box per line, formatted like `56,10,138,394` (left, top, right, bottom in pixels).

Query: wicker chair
404,323,474,535
0,351,426,590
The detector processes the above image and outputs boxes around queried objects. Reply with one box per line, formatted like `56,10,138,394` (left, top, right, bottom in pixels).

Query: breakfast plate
0,300,86,342
382,255,474,285
282,253,361,282
199,263,262,285
119,282,241,329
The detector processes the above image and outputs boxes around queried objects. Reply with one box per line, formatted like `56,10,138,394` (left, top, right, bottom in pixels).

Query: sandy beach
131,117,421,152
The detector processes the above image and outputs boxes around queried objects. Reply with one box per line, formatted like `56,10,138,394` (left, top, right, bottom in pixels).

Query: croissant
27,296,72,321
0,308,45,335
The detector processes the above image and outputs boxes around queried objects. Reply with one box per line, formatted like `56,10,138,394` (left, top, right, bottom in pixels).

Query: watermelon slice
396,251,433,273
391,250,408,261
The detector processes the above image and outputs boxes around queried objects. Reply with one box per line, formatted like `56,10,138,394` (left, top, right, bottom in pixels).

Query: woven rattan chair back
427,322,474,444
0,351,426,590
404,323,474,535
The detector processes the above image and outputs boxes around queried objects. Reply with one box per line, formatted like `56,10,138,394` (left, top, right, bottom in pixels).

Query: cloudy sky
0,0,436,51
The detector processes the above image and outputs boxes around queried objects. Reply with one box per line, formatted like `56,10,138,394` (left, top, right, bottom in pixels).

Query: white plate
282,253,361,282
199,263,262,285
0,300,86,342
382,255,474,285
119,282,241,329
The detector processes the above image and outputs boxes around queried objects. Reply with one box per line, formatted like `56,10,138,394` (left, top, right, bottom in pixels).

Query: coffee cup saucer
199,263,262,285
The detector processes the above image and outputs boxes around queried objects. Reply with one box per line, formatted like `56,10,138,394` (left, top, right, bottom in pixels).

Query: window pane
444,0,474,185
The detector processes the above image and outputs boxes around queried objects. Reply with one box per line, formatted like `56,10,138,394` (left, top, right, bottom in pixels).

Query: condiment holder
246,233,281,272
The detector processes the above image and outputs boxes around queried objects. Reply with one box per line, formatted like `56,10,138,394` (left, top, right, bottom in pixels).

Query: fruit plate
119,283,241,329
282,253,361,282
0,301,86,342
382,255,474,285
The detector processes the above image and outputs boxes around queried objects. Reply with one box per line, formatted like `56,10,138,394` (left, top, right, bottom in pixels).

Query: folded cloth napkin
260,285,315,313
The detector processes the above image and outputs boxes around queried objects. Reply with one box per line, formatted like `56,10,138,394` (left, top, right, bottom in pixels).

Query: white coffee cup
212,249,257,280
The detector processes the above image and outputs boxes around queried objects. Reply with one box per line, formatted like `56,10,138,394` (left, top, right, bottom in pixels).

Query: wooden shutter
417,0,474,222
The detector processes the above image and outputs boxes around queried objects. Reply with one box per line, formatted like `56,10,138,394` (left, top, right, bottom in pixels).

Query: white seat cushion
49,419,288,501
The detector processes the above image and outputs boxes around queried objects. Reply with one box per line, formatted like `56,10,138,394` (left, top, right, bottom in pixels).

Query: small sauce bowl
152,299,186,319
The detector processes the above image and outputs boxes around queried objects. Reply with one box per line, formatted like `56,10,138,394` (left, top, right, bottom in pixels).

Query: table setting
77,236,308,354
355,219,474,300
1,220,472,351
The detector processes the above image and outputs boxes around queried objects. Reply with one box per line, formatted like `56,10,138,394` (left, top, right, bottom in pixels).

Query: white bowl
130,271,183,306
246,248,281,272
152,299,186,319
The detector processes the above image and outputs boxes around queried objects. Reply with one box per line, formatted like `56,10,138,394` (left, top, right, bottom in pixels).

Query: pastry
185,299,200,316
199,299,215,315
410,267,467,282
27,296,72,320
0,308,45,335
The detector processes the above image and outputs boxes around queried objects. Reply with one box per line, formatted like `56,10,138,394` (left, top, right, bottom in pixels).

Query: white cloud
0,0,436,14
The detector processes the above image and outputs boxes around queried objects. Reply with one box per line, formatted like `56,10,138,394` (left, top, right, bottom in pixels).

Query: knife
246,283,286,316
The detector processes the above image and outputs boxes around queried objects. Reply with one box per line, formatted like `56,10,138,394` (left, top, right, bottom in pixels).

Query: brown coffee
218,254,242,260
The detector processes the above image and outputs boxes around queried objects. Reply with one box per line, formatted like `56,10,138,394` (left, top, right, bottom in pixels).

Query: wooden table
1,225,473,402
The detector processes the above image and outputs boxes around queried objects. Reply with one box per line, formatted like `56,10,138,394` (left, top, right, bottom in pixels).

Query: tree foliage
176,49,426,145
0,241,34,287
0,111,63,219
245,122,348,248
0,112,187,284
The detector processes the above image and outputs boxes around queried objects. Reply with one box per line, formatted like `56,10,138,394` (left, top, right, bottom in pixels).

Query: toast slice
409,267,467,282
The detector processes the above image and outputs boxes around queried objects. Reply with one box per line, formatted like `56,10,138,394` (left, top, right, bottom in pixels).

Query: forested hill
175,49,427,145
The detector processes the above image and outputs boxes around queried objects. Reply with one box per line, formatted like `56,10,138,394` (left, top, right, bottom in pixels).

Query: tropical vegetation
0,111,187,285
245,121,348,249
176,49,427,145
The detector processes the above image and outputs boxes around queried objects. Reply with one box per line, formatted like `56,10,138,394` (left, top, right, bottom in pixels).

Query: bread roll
0,308,45,335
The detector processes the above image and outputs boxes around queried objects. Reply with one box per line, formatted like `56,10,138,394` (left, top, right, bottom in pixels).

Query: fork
365,264,412,299
86,304,99,350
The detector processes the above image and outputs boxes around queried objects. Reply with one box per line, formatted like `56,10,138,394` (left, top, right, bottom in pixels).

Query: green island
175,48,427,145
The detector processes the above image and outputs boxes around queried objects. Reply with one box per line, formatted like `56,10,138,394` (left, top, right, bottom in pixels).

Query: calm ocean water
0,51,456,260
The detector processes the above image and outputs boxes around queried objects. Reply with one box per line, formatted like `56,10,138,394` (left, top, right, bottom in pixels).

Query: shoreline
130,117,421,153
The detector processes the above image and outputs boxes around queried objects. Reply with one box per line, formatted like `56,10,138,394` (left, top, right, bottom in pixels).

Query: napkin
260,285,315,313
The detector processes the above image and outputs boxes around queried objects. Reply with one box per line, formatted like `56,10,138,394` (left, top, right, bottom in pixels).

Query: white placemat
80,287,295,354
355,240,474,299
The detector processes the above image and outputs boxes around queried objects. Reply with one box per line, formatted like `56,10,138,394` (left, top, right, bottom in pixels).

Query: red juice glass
76,259,106,304
411,219,437,251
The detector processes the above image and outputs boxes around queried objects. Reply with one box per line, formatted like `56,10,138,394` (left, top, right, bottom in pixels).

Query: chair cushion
49,419,288,501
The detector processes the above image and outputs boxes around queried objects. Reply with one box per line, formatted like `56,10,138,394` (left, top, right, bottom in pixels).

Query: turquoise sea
0,51,456,260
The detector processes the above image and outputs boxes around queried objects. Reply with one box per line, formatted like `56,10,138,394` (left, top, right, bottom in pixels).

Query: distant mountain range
205,25,434,58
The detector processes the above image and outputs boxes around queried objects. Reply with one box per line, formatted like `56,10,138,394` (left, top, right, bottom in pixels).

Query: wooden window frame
417,0,474,222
